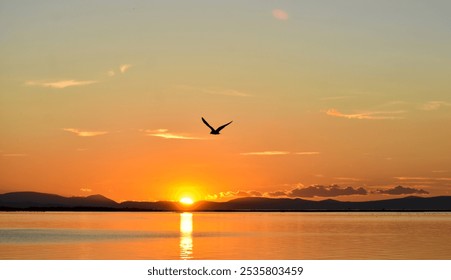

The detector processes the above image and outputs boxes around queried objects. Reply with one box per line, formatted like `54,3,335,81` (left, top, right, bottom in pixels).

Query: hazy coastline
1,191,450,212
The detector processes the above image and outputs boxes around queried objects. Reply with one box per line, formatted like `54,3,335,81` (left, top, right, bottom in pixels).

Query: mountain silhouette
1,191,450,211
0,192,117,209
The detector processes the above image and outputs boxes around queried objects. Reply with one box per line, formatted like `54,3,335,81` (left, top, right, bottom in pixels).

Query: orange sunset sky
1,1,451,202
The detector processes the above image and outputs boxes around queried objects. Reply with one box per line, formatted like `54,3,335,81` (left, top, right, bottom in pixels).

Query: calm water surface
0,212,450,259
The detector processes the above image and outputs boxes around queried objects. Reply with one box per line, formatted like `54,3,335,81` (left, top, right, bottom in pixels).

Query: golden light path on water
179,213,193,259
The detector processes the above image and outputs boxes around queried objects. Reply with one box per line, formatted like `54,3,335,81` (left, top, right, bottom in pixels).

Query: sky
1,0,451,202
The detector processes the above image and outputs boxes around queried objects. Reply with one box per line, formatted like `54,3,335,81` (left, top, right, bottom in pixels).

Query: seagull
201,117,233,135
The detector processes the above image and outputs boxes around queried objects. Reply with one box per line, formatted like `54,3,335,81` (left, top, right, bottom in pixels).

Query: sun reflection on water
179,212,193,259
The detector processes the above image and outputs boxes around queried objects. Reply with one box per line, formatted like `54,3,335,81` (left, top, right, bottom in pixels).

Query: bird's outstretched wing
201,117,215,131
216,121,233,132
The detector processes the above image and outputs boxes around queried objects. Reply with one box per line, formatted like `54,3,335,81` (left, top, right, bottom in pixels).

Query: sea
0,212,450,259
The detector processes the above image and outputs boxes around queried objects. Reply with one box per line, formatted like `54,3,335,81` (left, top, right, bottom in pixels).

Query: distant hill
199,196,451,211
1,191,450,211
0,192,118,209
120,200,179,211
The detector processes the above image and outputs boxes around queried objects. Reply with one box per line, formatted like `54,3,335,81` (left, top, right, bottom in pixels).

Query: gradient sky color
1,1,451,202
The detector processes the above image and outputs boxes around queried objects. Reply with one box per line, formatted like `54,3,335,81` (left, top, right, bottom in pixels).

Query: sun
180,197,194,205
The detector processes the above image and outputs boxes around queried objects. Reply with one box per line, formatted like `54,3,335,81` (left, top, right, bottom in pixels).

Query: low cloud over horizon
374,185,429,195
276,185,368,198
206,184,430,201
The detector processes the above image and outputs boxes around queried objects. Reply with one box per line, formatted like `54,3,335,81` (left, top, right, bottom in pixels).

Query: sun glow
180,197,194,205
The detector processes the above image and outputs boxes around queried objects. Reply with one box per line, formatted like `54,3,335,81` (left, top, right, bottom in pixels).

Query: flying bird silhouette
202,117,232,135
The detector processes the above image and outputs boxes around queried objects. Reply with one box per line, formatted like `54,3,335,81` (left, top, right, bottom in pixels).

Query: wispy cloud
203,89,252,97
240,151,290,156
395,177,430,181
421,101,451,111
395,176,451,182
120,64,132,73
80,188,92,193
2,153,28,157
334,177,362,182
320,96,354,101
326,109,405,120
108,64,132,76
143,129,203,140
176,85,252,97
295,152,320,155
272,9,289,21
241,151,319,156
26,80,97,89
63,128,108,137
382,100,408,107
